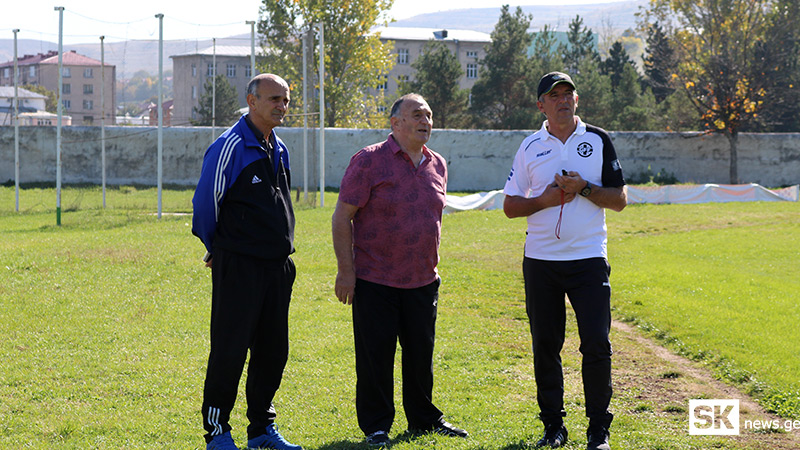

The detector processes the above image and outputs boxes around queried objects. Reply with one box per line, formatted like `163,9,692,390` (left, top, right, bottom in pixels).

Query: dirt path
611,319,800,449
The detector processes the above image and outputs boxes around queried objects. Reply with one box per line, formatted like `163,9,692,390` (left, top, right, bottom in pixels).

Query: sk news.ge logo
689,399,740,435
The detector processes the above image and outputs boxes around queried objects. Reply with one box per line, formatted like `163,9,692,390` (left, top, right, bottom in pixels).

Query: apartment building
372,27,492,101
171,46,257,127
0,50,116,125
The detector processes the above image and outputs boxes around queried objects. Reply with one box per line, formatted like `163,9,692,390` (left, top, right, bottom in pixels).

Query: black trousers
352,278,444,435
202,248,296,442
523,257,614,429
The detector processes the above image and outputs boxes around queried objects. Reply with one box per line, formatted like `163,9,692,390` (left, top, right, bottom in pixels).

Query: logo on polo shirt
252,175,262,184
577,142,593,157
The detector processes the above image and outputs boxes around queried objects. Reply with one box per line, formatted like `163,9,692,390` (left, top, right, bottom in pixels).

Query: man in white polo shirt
503,72,627,450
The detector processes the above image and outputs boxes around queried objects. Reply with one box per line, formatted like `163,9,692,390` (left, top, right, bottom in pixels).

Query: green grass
608,202,800,419
1,186,799,449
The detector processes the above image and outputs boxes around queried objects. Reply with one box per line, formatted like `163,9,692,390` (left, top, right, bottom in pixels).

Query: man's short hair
390,93,424,118
246,77,261,98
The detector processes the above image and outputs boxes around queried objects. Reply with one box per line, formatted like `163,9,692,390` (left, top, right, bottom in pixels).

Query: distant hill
0,1,645,78
391,0,647,34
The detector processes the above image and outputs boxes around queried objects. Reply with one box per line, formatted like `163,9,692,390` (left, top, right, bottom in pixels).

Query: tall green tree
192,74,240,127
560,15,600,75
642,22,677,103
470,5,537,129
646,0,800,183
602,41,636,92
529,25,565,79
402,40,469,129
259,0,395,128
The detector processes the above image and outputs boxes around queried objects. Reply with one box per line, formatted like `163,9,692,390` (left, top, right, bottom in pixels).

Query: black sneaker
365,430,390,447
535,424,568,448
431,421,468,438
586,426,610,450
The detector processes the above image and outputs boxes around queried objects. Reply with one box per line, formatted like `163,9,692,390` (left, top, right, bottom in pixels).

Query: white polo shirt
503,117,625,261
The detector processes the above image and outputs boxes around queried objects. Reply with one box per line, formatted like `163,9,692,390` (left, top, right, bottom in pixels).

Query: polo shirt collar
388,132,431,158
540,116,587,141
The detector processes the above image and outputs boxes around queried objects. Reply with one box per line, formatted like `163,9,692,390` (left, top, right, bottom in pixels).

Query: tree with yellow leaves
643,0,800,183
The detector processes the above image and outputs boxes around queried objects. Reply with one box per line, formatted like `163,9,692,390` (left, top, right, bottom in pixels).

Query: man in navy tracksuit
192,74,302,450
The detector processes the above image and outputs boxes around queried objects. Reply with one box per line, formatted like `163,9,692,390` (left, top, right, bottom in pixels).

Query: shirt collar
540,116,587,141
388,132,431,158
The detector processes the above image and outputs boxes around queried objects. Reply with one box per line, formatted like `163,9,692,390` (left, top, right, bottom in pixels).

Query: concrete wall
2,126,799,191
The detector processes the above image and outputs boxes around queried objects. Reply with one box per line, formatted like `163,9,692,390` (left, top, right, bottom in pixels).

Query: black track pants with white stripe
201,248,295,442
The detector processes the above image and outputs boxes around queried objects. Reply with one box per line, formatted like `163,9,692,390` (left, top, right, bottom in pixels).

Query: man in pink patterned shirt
332,94,467,447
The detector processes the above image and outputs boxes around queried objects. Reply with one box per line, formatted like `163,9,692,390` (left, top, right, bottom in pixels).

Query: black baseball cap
537,72,576,98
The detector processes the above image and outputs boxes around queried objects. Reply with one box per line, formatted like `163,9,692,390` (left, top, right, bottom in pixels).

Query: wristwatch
579,181,593,197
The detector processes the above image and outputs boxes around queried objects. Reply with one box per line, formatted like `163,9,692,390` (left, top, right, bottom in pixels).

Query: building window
466,63,478,79
227,64,236,78
397,74,409,88
62,99,71,109
63,83,71,94
84,68,93,78
29,66,36,77
83,100,93,110
377,105,387,113
467,51,478,58
397,48,409,65
2,67,8,78
83,115,94,124
83,84,94,94
192,64,197,77
377,75,388,91
192,85,197,99
207,63,215,77
63,67,71,78
246,65,252,78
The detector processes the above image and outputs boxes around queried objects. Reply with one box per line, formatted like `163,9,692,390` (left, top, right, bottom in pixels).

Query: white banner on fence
444,184,798,213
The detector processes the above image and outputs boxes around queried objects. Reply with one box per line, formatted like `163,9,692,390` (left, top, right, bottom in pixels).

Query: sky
3,0,624,45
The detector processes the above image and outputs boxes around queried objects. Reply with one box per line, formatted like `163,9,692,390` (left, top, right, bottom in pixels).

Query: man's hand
335,269,356,305
554,170,585,195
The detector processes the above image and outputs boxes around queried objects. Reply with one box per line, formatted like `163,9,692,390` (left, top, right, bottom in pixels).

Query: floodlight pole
246,21,256,77
156,14,164,219
55,6,64,226
13,29,19,212
317,23,325,207
302,30,308,202
212,37,216,142
100,35,106,208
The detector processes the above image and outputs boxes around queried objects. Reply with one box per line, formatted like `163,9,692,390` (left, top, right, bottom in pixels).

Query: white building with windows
371,27,491,101
170,46,261,127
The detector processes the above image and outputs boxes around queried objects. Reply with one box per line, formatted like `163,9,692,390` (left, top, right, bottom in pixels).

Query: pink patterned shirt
339,134,448,289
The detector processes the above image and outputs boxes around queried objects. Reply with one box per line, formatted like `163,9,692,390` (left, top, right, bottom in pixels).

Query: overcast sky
3,0,625,45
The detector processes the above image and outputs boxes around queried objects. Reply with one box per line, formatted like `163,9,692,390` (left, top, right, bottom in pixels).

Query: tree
529,25,565,78
646,0,800,183
402,40,469,129
602,41,636,92
259,0,395,128
642,22,677,103
560,15,600,75
192,74,240,127
22,84,57,113
470,5,537,129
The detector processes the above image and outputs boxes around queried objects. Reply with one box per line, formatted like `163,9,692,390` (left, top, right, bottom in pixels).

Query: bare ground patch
611,319,800,449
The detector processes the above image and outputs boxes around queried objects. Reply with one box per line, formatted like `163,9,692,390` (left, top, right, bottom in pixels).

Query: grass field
1,186,799,449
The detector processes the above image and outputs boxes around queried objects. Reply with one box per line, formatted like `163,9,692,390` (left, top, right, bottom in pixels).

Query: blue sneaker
207,431,239,450
247,423,302,450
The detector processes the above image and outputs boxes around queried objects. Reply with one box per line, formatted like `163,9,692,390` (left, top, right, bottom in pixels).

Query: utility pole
156,14,164,219
100,35,106,208
13,29,19,212
55,6,64,226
